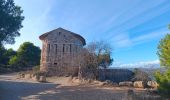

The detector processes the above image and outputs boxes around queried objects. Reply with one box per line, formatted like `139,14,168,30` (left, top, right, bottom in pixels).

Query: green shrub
156,28,170,96
9,42,41,68
154,70,170,94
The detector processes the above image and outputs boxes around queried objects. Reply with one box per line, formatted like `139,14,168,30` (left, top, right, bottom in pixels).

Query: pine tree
157,34,170,69
155,25,170,95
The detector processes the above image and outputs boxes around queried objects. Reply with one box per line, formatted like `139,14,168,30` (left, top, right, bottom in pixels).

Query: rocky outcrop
32,74,39,81
18,73,25,78
119,81,133,87
17,72,47,82
147,81,158,88
133,81,144,88
101,80,118,87
24,73,32,79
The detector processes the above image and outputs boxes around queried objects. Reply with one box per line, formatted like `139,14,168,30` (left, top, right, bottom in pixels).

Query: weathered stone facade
39,28,86,76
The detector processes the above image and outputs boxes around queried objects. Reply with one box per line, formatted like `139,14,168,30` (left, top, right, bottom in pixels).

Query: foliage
9,55,18,66
154,70,170,94
5,48,17,57
0,45,16,65
76,48,98,79
155,26,170,95
0,46,7,65
4,48,16,64
157,34,170,69
76,41,113,80
98,53,113,68
87,41,113,68
9,42,41,68
0,0,24,45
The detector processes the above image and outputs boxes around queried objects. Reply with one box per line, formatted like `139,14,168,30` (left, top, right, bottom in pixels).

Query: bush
154,70,170,94
9,42,41,69
156,29,170,96
157,34,170,69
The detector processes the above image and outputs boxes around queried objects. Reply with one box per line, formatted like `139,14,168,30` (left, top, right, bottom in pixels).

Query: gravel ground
0,73,160,100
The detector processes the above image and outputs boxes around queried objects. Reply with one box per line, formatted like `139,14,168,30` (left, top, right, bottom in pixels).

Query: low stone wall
44,67,134,83
99,69,134,83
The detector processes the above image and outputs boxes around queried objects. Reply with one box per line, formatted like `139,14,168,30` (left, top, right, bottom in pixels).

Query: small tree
76,41,113,80
0,46,17,66
76,48,98,80
4,48,16,64
87,41,113,69
9,42,41,69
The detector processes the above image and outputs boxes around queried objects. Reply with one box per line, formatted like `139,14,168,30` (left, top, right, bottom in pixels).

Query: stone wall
46,67,79,77
40,28,84,74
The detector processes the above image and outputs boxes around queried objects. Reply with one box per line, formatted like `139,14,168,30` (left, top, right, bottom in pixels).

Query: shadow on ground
0,79,127,100
0,80,58,100
0,73,164,100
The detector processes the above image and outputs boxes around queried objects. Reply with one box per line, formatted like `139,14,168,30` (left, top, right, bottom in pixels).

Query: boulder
119,81,133,87
72,77,80,83
38,76,46,82
25,74,32,79
147,81,159,88
102,80,112,86
19,73,25,78
32,75,39,81
133,81,144,88
100,80,118,87
112,82,119,87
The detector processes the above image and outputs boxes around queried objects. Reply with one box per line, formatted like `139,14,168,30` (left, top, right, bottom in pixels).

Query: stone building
39,28,86,76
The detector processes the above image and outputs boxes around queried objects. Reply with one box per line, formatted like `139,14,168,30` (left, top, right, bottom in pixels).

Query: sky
5,0,170,67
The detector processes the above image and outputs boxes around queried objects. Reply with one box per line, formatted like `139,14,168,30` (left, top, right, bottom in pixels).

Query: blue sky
6,0,170,66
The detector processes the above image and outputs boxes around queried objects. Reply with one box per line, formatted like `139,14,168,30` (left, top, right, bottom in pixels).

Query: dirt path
0,73,144,100
0,73,57,100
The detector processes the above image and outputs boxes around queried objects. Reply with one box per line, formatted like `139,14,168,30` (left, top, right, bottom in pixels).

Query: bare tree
73,48,97,80
87,41,113,69
74,41,113,80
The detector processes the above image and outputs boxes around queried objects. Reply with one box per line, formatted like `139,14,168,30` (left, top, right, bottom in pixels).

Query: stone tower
39,28,86,76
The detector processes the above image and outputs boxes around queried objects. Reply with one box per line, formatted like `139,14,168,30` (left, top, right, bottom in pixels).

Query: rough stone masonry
39,28,86,76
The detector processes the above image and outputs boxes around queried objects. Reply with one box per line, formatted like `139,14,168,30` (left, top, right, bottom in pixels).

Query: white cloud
112,60,160,68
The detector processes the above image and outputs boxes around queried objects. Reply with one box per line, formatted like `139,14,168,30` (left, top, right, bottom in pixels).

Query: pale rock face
133,81,144,88
39,28,86,76
147,81,158,88
119,81,133,87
